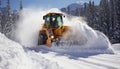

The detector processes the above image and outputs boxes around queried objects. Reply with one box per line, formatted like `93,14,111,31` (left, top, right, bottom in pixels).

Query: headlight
51,36,54,39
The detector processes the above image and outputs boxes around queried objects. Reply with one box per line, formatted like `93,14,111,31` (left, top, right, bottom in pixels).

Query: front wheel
38,33,47,45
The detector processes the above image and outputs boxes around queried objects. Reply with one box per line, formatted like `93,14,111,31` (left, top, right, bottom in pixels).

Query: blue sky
2,0,100,10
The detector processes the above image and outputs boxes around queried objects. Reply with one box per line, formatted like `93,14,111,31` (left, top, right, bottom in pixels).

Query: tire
38,32,47,45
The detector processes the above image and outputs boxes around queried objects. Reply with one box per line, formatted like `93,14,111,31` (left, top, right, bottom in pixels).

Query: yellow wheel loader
38,12,71,47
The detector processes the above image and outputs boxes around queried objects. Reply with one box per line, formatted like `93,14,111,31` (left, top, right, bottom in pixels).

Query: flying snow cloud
15,8,63,47
15,7,114,54
15,8,89,47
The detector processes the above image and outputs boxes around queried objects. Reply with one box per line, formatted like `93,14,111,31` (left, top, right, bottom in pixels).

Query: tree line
66,0,120,43
0,0,23,40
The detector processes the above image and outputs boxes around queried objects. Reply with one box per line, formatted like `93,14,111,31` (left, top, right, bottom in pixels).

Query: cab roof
44,12,63,16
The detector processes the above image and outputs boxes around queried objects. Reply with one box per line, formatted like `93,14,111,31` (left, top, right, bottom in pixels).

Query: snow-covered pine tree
79,1,99,30
99,0,110,37
85,1,92,26
0,0,2,32
18,0,23,21
112,0,120,43
109,0,116,43
79,0,120,43
20,0,23,11
10,10,19,40
116,0,120,43
86,1,98,30
3,0,14,38
89,1,98,30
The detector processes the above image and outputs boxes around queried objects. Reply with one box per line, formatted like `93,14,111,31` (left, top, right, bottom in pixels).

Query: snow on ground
0,30,120,69
0,33,30,69
112,44,120,53
1,32,120,69
35,50,120,69
112,44,120,51
0,33,62,69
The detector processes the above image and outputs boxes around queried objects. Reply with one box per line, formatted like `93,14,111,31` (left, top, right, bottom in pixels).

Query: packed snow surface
0,33,120,69
0,8,120,69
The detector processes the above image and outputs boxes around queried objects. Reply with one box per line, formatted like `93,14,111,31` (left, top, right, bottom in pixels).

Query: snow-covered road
0,32,120,69
42,53,120,69
28,45,120,69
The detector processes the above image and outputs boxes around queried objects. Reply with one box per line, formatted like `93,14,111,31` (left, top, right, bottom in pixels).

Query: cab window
45,16,50,28
57,16,63,27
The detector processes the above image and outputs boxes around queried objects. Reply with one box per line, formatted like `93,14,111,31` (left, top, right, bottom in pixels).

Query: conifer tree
3,0,13,38
20,0,23,11
0,0,2,32
99,0,110,36
86,1,97,28
112,0,120,43
109,0,116,42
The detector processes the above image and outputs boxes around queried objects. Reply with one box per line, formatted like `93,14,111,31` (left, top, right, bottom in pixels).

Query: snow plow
38,12,71,47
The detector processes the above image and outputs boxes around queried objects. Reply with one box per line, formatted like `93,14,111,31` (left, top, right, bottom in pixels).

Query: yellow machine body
38,12,71,47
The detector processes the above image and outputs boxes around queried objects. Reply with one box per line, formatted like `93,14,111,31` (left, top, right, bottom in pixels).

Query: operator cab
43,13,64,28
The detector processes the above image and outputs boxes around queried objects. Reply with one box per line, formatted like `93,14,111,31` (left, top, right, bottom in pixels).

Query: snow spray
15,8,114,54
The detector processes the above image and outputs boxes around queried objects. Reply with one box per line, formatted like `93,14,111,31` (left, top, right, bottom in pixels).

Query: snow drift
0,33,61,69
0,33,30,69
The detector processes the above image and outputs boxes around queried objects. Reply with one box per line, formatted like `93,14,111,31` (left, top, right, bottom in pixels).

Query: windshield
44,14,63,28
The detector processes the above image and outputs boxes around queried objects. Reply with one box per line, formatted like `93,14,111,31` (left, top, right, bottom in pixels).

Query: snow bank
0,33,31,69
27,51,62,69
112,44,120,52
0,33,62,69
